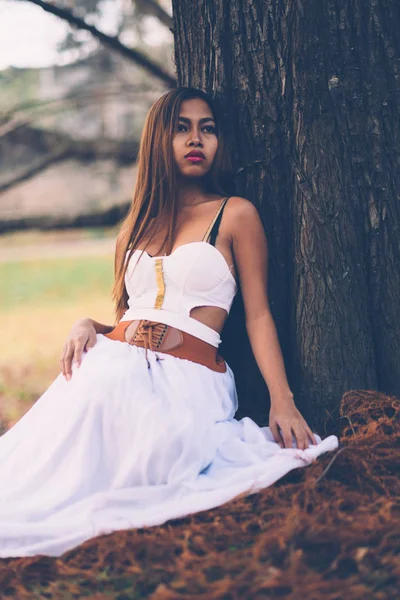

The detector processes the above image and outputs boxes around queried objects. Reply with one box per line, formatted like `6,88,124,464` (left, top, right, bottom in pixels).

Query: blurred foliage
56,0,172,55
0,67,40,112
57,0,118,54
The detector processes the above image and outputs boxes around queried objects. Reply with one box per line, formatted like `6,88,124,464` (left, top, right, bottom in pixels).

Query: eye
176,123,216,133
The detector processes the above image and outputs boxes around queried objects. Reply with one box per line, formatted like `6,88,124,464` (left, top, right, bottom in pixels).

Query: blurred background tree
0,0,175,231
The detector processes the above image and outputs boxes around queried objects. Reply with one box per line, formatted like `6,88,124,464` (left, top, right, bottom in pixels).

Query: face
172,98,219,179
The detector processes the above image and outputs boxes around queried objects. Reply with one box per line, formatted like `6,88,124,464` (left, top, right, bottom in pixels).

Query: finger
296,427,309,450
59,345,68,376
299,433,308,451
291,426,302,450
270,422,283,447
306,427,318,446
86,331,97,350
281,426,293,449
63,344,75,380
299,427,309,450
60,343,71,378
73,343,85,368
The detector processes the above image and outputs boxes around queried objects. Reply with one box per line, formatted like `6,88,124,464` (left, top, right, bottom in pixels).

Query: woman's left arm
229,197,317,450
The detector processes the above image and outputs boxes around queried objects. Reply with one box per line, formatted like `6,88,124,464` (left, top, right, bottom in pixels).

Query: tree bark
171,0,400,430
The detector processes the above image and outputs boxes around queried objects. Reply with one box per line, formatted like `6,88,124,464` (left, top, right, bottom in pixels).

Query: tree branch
135,0,173,30
21,0,176,87
0,125,139,192
0,202,131,235
0,146,70,193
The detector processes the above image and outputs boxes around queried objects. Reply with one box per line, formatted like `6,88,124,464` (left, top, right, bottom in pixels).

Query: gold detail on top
154,258,166,309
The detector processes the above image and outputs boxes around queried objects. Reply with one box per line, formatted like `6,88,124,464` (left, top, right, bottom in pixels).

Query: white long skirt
0,334,338,558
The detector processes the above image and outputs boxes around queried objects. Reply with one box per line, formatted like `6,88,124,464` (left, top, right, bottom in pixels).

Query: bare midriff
189,305,228,336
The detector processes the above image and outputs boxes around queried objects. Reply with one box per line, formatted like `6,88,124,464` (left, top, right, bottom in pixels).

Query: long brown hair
112,87,235,322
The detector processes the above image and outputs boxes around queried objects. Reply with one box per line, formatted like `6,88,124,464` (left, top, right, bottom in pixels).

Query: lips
185,150,205,159
186,156,205,163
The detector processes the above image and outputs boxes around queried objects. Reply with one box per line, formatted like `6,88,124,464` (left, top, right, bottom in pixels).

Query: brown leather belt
104,319,227,373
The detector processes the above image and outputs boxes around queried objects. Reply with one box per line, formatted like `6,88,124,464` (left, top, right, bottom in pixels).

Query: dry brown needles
0,389,399,599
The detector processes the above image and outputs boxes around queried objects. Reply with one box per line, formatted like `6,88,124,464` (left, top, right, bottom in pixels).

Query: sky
0,0,170,70
0,1,68,69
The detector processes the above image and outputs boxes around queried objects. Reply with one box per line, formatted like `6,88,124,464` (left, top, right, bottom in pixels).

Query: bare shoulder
225,196,260,229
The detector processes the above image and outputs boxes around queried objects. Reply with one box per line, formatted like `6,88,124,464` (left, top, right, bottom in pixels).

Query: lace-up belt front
104,319,227,373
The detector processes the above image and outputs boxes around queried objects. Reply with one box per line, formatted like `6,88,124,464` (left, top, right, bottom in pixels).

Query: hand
269,397,317,450
60,318,97,380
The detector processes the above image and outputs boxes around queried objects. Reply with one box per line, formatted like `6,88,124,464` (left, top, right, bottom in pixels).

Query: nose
187,129,203,146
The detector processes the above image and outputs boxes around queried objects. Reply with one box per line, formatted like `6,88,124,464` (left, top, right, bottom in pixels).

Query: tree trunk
171,0,400,431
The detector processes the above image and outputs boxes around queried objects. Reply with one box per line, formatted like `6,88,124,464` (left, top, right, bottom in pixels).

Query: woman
0,88,338,558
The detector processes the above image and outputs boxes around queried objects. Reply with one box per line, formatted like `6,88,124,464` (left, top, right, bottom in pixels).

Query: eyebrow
177,116,216,124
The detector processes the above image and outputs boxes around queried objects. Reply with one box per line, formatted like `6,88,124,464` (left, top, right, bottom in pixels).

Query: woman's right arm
60,317,114,380
60,234,127,379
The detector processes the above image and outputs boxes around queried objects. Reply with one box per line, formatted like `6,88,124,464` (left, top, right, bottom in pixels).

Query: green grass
0,253,115,427
0,255,114,311
0,226,116,249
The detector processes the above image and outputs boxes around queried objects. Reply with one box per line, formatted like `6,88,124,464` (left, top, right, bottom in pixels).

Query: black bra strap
207,196,230,246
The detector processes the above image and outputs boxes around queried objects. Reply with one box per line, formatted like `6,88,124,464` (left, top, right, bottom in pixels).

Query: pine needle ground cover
0,390,398,600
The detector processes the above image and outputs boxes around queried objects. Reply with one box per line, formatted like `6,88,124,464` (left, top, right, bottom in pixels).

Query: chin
178,166,209,177
179,172,209,182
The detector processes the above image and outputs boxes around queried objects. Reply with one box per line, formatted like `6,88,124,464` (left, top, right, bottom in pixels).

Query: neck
175,176,209,207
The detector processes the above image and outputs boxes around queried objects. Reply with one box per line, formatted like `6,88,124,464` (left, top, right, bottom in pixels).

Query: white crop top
120,198,237,347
